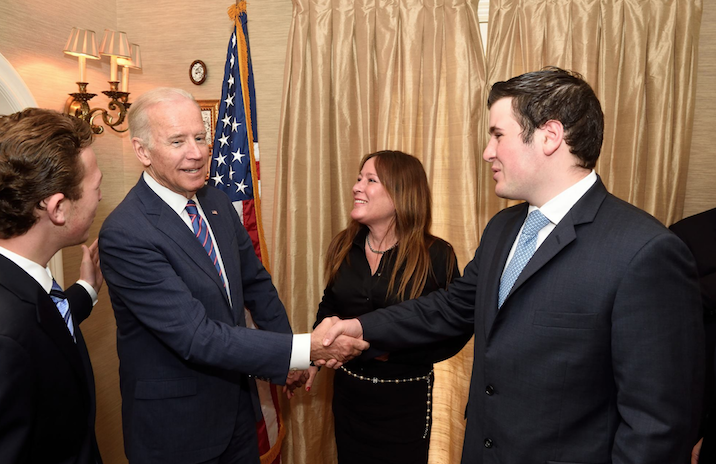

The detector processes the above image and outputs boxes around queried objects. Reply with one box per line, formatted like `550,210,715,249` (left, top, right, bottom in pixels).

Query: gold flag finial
228,1,247,21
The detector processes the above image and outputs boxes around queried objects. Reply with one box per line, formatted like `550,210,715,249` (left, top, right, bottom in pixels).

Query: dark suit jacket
670,207,716,463
360,178,704,464
0,255,101,464
99,177,293,464
670,207,716,319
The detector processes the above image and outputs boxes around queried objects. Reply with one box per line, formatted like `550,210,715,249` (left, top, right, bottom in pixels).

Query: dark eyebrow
488,126,499,135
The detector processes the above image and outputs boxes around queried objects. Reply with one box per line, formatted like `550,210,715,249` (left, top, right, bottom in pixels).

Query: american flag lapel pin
211,210,218,215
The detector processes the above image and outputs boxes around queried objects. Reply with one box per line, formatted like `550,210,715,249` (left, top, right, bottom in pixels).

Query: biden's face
138,98,210,198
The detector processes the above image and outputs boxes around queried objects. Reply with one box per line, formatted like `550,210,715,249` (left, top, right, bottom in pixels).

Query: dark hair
0,108,93,238
325,150,455,300
487,67,604,169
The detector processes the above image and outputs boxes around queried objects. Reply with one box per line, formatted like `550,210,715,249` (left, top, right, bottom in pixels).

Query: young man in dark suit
0,108,104,464
98,88,366,464
318,67,704,464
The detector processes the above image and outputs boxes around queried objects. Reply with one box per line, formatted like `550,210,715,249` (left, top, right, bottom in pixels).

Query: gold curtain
486,0,703,225
272,0,486,462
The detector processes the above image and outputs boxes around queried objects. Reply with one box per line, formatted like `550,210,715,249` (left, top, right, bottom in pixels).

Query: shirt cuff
76,280,99,306
289,333,311,370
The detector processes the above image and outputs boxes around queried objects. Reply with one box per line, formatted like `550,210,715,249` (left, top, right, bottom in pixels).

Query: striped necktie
498,210,551,308
50,279,76,342
186,200,226,288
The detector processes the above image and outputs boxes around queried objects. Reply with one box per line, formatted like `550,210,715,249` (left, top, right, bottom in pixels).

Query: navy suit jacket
0,255,101,464
360,178,704,464
99,177,292,463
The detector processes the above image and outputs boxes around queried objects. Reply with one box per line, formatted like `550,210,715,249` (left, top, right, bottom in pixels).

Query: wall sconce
63,27,142,134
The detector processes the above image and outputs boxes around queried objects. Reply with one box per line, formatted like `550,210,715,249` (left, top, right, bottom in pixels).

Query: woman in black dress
306,150,470,464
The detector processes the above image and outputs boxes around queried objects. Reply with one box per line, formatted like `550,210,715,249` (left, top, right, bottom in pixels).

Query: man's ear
132,137,152,168
41,193,67,226
540,119,564,156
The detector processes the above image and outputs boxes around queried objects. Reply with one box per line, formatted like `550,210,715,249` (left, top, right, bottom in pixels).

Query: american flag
209,4,283,463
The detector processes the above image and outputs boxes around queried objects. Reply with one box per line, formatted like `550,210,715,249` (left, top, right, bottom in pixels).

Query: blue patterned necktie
186,200,226,288
498,210,551,308
50,279,76,342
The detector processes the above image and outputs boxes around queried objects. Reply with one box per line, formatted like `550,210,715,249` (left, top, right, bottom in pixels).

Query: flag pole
228,1,271,274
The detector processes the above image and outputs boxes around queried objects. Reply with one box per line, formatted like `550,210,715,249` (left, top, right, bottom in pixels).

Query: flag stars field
208,9,282,459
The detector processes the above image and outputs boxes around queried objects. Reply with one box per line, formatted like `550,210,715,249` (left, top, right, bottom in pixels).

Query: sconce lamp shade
63,28,100,59
99,29,131,58
117,44,142,69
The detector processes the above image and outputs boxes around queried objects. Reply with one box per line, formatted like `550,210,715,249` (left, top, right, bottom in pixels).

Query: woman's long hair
324,150,454,301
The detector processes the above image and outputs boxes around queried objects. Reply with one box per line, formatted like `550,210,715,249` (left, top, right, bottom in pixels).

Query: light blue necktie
50,279,76,342
186,200,226,288
498,210,551,308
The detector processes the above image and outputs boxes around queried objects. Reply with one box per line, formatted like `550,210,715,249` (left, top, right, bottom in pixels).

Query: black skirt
332,367,433,464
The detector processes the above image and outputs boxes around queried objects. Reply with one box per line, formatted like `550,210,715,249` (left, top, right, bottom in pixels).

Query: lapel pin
211,210,218,215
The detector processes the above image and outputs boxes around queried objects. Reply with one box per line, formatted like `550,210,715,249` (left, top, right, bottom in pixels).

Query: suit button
484,438,493,448
485,385,494,396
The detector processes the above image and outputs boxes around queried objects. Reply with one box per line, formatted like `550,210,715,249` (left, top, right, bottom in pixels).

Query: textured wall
0,1,292,463
684,2,716,219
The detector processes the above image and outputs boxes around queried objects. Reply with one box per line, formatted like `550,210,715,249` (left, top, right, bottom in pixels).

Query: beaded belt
339,365,434,439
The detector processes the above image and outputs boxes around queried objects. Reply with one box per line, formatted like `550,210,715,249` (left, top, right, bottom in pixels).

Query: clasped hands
283,317,367,398
310,316,367,369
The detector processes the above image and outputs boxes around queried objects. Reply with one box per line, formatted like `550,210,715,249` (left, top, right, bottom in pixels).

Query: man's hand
80,238,103,294
311,317,368,368
283,369,309,399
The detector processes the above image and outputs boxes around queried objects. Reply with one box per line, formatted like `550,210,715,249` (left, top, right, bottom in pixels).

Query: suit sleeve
610,232,703,463
0,336,33,463
99,220,292,385
388,243,472,364
228,209,292,336
360,245,479,350
65,283,93,325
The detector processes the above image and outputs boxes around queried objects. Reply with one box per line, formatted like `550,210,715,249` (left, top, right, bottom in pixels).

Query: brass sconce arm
66,82,130,134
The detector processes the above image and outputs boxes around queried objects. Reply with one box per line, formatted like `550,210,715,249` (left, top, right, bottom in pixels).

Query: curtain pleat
273,0,701,462
273,1,485,462
487,0,702,225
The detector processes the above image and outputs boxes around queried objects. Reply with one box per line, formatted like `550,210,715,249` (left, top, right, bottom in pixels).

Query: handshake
283,316,368,398
310,316,367,369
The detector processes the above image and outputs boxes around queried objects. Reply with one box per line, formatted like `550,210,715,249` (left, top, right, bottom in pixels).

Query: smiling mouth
354,199,367,204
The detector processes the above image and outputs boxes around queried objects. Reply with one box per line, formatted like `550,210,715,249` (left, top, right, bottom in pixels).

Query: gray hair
128,87,200,148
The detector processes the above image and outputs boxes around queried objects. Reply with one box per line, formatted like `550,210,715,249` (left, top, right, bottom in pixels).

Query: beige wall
0,1,714,463
0,1,291,463
684,2,716,219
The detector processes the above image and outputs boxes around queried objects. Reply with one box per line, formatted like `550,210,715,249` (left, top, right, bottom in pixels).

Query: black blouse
316,227,470,378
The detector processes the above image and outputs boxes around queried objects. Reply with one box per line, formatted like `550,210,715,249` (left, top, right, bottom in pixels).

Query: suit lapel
135,179,229,305
496,178,609,312
484,205,527,335
0,256,87,386
197,189,247,327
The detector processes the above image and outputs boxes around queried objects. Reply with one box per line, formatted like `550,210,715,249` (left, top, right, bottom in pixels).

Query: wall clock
190,60,207,85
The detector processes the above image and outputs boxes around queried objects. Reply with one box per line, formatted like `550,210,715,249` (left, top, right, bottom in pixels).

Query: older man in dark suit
0,108,104,464
318,67,704,463
99,87,366,464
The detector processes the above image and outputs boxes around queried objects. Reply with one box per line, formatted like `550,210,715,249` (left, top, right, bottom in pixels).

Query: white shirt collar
530,170,598,225
143,171,200,215
0,245,54,293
